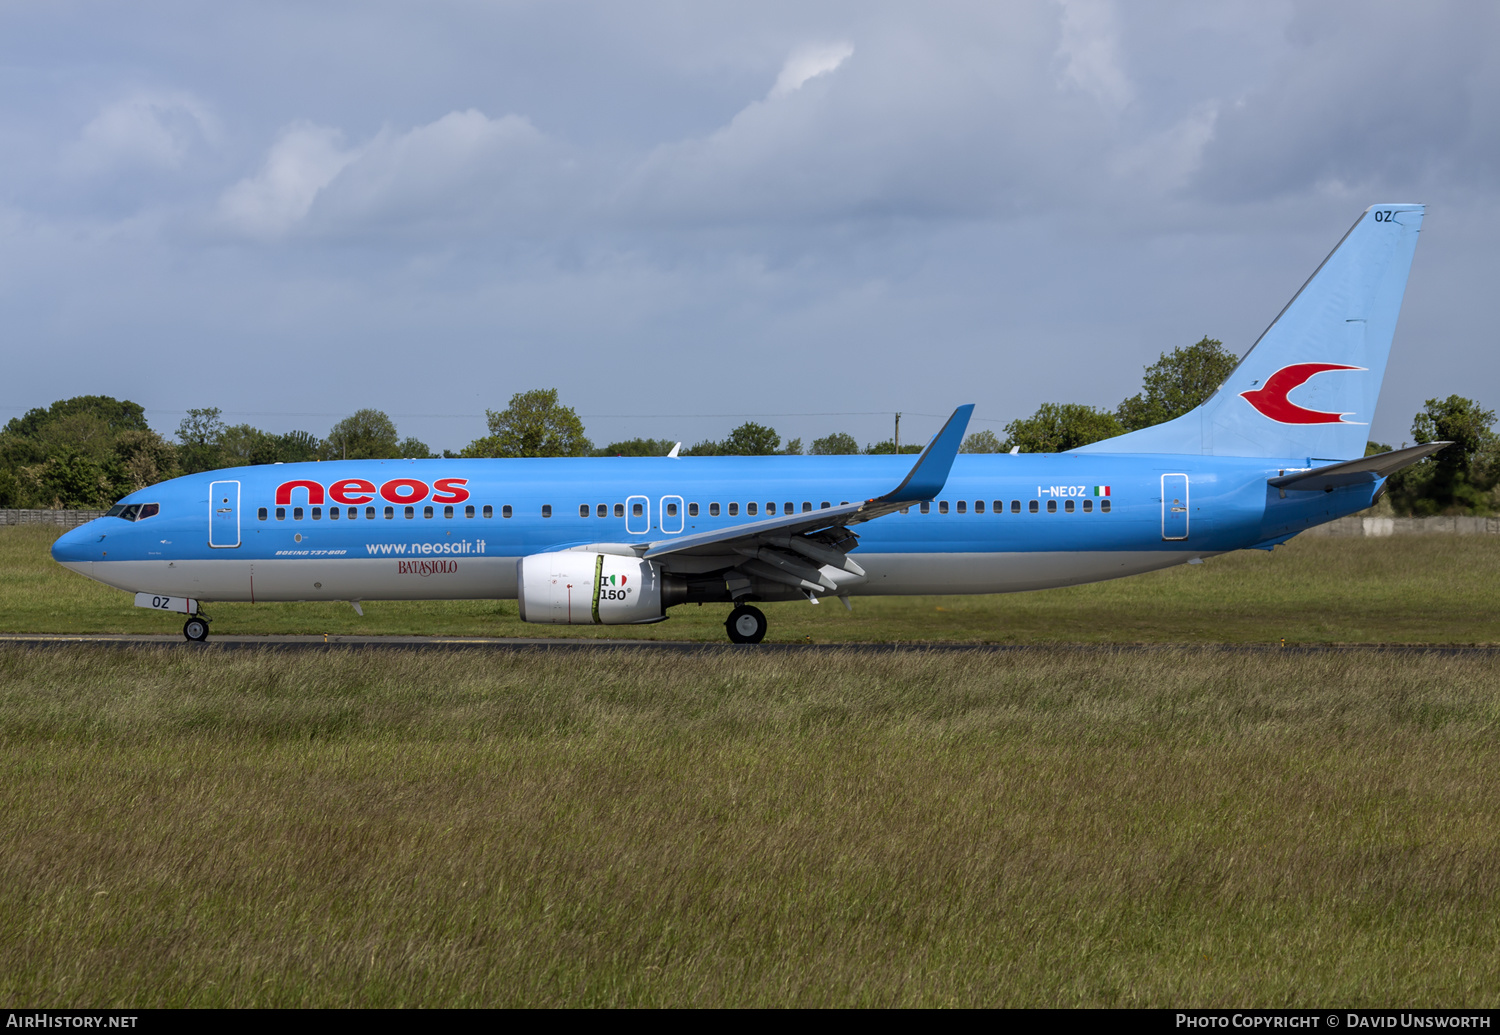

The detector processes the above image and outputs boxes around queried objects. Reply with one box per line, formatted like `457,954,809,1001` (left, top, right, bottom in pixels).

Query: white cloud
312,110,552,231
1055,0,1132,110
65,92,217,175
768,42,854,100
217,123,357,239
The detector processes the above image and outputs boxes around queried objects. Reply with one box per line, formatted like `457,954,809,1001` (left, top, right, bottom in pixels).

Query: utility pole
894,412,901,453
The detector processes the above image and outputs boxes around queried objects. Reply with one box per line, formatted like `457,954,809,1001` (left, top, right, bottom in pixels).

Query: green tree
462,389,591,458
6,396,148,440
1002,403,1123,453
864,440,923,454
0,396,170,506
593,438,678,457
112,429,178,494
720,422,780,456
276,430,321,463
1387,396,1498,515
176,407,228,474
780,437,803,456
399,436,436,459
809,432,859,455
1116,336,1239,431
23,453,114,509
325,409,401,460
961,429,1004,453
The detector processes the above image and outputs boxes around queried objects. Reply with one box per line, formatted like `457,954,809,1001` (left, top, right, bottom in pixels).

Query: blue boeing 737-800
53,204,1443,643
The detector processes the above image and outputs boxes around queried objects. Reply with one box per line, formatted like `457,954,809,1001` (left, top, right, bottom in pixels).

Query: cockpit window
105,502,160,521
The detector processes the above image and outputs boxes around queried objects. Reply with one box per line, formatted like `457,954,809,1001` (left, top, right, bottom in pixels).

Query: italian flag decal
1093,485,1111,496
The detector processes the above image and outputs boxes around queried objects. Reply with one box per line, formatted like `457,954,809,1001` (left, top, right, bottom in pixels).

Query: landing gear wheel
183,616,209,643
725,604,767,644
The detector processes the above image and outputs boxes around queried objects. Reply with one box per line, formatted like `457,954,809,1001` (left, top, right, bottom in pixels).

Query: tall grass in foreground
2,646,1498,1006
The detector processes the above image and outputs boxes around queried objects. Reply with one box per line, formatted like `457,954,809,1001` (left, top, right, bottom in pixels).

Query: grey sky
2,1,1495,452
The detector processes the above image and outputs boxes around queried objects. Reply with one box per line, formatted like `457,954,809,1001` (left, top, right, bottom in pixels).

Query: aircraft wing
633,404,974,596
1268,440,1451,493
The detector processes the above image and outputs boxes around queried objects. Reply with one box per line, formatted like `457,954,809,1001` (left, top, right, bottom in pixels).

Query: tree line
2,343,1495,514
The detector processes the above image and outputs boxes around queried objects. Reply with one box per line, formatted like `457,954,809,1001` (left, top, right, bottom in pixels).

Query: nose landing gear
725,604,767,644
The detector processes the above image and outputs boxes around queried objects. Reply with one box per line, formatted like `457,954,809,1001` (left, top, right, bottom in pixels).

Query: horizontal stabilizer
1268,441,1451,492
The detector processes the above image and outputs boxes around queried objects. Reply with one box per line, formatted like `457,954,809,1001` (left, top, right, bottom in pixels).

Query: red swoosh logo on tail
1240,363,1365,424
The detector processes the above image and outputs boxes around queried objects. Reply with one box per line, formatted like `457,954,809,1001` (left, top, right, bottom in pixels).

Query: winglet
874,404,974,505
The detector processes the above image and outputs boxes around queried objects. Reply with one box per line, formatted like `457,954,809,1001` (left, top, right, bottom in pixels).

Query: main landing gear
183,615,210,643
725,604,767,645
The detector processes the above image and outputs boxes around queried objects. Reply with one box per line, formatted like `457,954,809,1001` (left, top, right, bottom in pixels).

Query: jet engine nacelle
517,551,671,625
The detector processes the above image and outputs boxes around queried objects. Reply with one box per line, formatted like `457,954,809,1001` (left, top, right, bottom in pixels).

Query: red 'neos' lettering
380,478,429,504
329,479,376,505
432,477,470,504
275,480,326,505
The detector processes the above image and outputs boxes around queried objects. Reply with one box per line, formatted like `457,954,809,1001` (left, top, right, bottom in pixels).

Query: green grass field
3,645,1498,1006
4,525,1500,642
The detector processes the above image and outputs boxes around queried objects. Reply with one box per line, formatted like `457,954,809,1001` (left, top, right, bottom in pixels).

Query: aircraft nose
51,522,103,565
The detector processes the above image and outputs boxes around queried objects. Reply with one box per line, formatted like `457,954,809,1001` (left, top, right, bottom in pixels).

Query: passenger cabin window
631,502,643,517
424,506,434,519
1101,500,1111,513
785,502,794,514
329,507,339,520
277,507,287,521
666,502,678,517
939,501,949,514
597,504,607,517
975,500,985,514
802,502,812,513
764,502,775,515
465,505,475,519
385,506,395,519
920,502,930,514
728,503,739,516
1065,499,1075,513
1083,499,1093,513
542,505,553,518
580,504,590,518
404,506,415,519
821,502,831,509
366,506,377,520
258,507,268,521
294,507,304,520
688,503,699,517
956,501,967,514
710,503,720,516
1047,500,1057,513
1029,500,1039,513
311,507,321,520
444,505,454,519
747,502,758,516
994,500,1004,513
348,507,358,519
614,503,624,517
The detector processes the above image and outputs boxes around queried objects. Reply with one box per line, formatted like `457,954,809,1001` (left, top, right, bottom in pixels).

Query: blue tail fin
1075,204,1424,461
